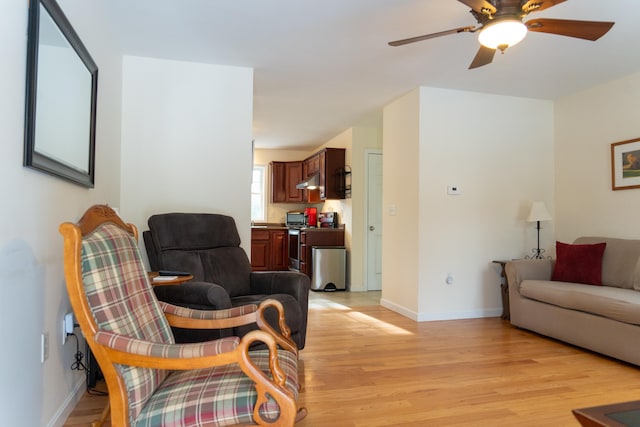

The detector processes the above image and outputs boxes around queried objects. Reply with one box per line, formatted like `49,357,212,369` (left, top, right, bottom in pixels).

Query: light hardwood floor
65,291,640,426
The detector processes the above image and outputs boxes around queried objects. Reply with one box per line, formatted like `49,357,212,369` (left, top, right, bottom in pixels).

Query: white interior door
365,150,383,291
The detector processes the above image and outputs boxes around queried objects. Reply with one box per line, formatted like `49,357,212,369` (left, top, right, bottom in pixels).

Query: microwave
286,212,306,228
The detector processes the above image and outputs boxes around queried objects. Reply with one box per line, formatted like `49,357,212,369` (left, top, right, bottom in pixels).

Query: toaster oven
286,211,306,229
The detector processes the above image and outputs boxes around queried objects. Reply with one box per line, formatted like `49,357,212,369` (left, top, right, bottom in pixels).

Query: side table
147,272,193,286
492,260,510,320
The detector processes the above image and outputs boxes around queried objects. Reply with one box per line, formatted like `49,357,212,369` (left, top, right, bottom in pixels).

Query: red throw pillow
551,241,606,285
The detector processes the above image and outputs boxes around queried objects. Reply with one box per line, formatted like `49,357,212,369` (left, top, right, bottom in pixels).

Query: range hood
296,173,319,190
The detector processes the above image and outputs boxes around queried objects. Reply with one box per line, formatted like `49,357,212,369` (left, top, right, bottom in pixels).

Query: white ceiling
102,0,640,149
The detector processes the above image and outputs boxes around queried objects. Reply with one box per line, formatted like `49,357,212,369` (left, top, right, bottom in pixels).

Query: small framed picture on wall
611,138,640,191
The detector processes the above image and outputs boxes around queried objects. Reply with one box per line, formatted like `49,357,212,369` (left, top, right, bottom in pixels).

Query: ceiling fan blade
468,45,496,69
457,0,496,15
388,26,475,47
526,18,614,41
521,0,566,14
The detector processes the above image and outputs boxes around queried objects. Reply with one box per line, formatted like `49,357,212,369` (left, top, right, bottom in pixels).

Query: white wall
348,116,383,291
119,56,254,254
0,1,122,426
381,89,422,315
382,87,555,321
555,72,640,241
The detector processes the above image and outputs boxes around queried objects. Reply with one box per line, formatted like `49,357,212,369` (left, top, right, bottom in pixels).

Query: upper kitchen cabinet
307,148,346,200
271,161,303,203
303,155,319,178
271,148,346,203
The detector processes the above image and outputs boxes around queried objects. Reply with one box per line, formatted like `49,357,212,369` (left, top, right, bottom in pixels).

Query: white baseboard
380,298,420,320
47,376,86,427
416,308,502,322
380,298,502,322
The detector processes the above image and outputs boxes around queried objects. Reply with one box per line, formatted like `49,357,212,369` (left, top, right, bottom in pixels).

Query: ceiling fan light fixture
478,19,527,50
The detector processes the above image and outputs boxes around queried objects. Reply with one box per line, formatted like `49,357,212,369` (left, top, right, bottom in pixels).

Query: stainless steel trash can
311,246,346,291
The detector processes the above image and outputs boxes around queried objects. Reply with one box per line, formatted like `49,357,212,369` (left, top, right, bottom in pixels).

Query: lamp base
525,248,550,260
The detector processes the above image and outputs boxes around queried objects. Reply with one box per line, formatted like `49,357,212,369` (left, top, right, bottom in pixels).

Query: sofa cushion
520,280,640,326
551,241,606,286
574,237,640,290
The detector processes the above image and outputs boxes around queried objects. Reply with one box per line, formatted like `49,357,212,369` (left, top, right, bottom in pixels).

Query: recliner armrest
153,281,233,310
250,271,311,302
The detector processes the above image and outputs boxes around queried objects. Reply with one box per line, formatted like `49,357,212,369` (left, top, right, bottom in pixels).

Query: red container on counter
304,207,317,228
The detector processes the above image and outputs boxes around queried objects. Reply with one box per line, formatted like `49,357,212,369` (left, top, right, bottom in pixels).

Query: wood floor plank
64,291,640,426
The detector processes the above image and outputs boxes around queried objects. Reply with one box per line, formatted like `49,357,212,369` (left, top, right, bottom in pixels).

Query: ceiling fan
388,0,614,69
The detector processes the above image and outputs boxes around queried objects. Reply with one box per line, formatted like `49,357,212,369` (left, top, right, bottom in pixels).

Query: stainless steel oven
288,228,301,271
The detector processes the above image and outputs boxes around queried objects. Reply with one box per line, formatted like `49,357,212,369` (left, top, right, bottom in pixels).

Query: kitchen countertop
251,223,287,229
251,224,344,231
284,226,345,231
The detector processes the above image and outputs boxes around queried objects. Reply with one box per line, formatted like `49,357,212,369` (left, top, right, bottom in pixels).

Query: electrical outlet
41,332,49,363
62,312,74,344
447,185,461,195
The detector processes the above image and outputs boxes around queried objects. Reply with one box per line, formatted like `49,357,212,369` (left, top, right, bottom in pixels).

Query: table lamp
526,201,552,259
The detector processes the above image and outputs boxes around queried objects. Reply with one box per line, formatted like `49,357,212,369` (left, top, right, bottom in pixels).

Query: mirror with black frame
24,0,98,188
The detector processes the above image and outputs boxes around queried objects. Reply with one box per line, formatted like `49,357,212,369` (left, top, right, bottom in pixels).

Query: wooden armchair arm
94,331,242,369
160,301,260,329
94,329,285,373
236,330,302,425
255,299,298,357
161,299,299,357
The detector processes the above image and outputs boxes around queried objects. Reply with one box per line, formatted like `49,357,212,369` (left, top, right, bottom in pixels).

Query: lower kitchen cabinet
251,228,288,271
298,229,344,278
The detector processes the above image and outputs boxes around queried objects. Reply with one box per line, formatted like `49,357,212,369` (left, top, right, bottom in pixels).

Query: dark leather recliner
144,212,310,349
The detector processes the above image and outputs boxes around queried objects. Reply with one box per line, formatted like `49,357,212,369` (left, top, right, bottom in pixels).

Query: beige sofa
506,236,640,366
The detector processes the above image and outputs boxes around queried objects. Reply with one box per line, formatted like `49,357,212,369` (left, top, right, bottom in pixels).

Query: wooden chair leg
90,401,110,427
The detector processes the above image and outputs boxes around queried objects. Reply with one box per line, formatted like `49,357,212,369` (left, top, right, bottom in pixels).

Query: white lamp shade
526,201,552,222
478,19,527,49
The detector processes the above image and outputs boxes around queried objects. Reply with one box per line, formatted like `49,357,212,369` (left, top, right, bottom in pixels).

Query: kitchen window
251,165,266,222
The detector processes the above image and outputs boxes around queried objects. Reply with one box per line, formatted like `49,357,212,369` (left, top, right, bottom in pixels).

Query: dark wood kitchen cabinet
303,155,320,178
271,148,346,203
298,228,344,278
302,148,346,201
251,228,288,271
271,161,303,203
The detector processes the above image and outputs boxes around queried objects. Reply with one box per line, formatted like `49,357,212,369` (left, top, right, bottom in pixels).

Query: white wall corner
416,308,502,322
380,298,420,321
382,298,501,322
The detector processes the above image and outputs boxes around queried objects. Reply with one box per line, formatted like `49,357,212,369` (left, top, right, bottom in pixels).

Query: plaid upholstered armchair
60,205,306,426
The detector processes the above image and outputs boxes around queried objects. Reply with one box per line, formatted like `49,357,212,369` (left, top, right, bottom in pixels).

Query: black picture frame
24,0,98,188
